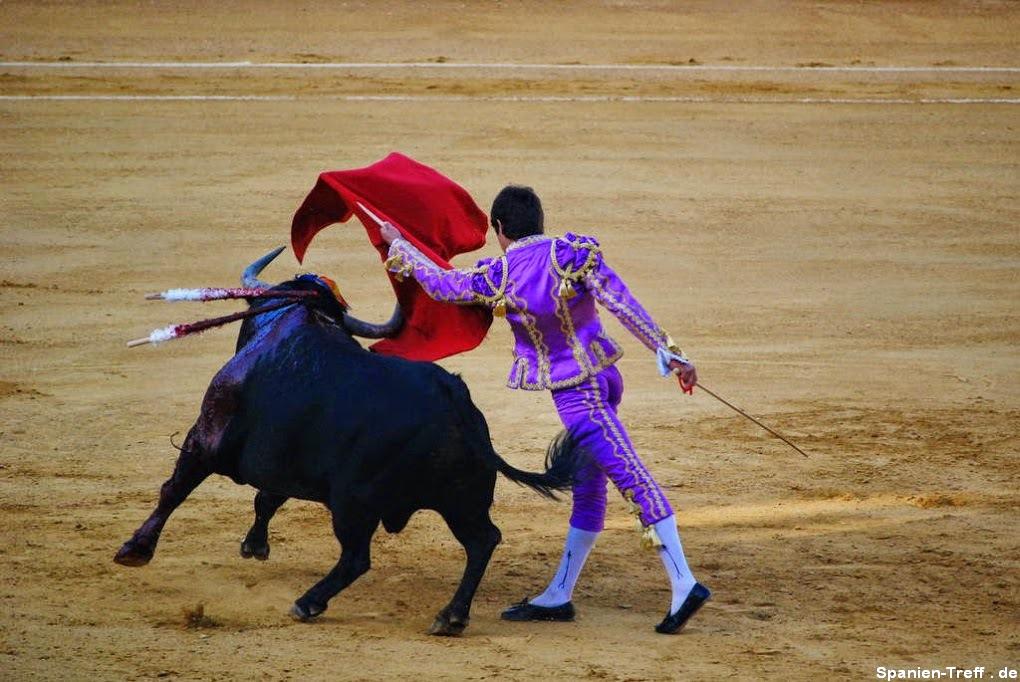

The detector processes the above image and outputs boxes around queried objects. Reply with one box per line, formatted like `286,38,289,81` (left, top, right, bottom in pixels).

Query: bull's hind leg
114,440,211,567
290,506,379,621
430,509,502,636
241,491,288,560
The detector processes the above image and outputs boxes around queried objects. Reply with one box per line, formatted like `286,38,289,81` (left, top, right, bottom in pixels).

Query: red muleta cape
291,152,493,361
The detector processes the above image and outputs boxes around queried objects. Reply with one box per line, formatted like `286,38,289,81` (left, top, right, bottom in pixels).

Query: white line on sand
2,94,1018,104
1,60,1019,74
0,94,297,101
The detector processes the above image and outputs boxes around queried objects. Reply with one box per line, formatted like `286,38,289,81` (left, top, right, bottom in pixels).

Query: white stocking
653,515,698,614
529,525,599,607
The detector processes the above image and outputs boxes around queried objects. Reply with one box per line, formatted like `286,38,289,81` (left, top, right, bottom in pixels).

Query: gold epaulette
476,256,510,317
550,237,601,301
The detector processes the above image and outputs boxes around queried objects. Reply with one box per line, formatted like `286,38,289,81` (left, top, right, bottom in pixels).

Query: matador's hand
669,359,697,394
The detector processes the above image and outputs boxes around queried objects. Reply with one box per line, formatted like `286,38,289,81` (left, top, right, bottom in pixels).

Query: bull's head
236,246,403,349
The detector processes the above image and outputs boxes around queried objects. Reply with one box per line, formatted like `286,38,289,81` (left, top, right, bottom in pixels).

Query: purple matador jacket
385,232,677,390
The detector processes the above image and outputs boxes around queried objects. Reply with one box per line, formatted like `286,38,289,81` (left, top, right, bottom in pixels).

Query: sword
691,380,810,458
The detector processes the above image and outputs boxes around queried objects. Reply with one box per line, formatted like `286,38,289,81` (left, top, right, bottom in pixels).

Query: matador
379,185,710,633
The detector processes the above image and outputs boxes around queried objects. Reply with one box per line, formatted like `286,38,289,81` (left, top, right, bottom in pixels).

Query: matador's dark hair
490,185,544,240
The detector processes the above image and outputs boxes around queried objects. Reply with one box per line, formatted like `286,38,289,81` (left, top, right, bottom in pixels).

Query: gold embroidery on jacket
386,240,475,303
583,269,668,352
386,239,509,311
505,288,552,389
479,256,511,314
590,334,624,368
384,251,414,282
501,236,628,391
505,234,551,253
553,235,667,351
551,280,595,376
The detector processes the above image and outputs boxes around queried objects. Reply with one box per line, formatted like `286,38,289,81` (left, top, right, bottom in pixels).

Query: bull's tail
499,429,586,500
442,373,587,500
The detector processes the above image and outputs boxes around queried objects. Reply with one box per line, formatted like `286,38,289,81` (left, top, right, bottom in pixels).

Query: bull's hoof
428,612,468,637
114,541,154,567
240,539,270,561
290,601,325,622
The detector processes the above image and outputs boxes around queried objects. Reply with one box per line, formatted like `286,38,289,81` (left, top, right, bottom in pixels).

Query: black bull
114,249,584,635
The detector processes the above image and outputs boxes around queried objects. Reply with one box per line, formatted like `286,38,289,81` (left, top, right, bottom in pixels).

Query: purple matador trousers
551,364,674,532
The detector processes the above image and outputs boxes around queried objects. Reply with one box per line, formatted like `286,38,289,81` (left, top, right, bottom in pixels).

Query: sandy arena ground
1,2,1018,680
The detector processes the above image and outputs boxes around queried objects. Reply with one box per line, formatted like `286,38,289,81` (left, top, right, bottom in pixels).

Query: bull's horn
342,304,404,339
241,246,286,288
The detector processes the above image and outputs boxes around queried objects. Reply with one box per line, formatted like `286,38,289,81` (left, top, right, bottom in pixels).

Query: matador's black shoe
501,598,576,622
655,583,711,634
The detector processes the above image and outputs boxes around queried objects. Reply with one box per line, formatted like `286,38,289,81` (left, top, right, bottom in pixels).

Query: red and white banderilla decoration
127,288,318,348
144,287,319,302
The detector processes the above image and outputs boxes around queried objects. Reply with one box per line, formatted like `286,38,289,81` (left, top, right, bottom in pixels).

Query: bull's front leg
430,511,502,636
114,437,211,567
241,490,288,560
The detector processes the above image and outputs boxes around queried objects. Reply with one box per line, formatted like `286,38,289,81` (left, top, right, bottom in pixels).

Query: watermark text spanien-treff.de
877,667,1018,680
